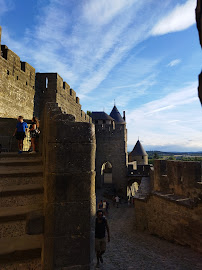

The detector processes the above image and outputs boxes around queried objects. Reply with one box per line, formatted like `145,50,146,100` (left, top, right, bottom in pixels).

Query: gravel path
94,201,202,270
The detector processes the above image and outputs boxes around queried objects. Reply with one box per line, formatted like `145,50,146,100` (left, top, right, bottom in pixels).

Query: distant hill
147,151,202,156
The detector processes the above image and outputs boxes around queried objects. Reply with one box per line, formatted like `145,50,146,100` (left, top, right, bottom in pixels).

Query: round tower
129,140,148,165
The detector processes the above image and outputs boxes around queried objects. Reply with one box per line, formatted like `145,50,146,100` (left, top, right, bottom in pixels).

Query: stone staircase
0,153,44,269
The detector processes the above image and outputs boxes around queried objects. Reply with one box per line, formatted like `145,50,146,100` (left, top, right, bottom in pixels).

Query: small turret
129,140,148,165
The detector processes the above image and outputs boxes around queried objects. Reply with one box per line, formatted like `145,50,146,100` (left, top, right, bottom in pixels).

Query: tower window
46,77,48,88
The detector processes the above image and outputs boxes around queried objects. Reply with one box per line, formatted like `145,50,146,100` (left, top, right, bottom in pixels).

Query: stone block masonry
0,27,35,119
42,103,96,270
134,160,202,253
35,73,91,123
95,123,128,195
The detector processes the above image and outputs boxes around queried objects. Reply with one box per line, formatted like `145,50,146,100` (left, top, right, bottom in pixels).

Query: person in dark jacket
95,209,110,268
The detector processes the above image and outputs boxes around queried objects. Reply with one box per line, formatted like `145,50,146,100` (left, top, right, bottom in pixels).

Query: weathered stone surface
42,105,96,269
95,123,128,195
134,194,202,253
0,31,35,119
35,73,91,123
152,160,202,198
44,172,95,203
26,210,44,235
196,0,202,105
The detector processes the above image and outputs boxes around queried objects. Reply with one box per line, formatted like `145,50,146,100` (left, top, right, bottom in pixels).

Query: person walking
97,200,103,210
115,195,120,208
95,210,110,268
13,116,28,154
28,116,40,153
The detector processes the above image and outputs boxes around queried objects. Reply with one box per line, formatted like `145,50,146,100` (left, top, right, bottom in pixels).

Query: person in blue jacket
13,116,28,154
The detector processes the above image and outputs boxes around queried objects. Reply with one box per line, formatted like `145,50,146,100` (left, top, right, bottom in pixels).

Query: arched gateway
91,106,128,195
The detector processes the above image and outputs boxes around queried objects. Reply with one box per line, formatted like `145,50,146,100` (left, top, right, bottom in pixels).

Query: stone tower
91,106,128,195
129,140,148,165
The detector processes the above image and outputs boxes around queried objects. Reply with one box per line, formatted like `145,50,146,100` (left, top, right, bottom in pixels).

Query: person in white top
115,195,120,208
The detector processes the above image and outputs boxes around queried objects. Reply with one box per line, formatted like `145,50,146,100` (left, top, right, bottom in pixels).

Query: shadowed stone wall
196,0,202,104
134,160,202,253
152,160,202,198
0,27,35,119
42,103,96,270
95,123,128,195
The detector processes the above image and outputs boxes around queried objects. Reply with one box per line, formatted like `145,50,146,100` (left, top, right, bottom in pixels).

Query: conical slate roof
130,140,147,156
110,105,125,123
91,112,114,121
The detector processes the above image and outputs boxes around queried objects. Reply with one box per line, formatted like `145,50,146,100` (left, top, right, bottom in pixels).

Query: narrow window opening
70,88,72,96
17,76,18,80
7,70,9,75
26,81,28,85
46,77,48,88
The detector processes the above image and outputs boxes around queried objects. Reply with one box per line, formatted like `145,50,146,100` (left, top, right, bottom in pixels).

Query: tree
86,111,92,116
153,152,159,159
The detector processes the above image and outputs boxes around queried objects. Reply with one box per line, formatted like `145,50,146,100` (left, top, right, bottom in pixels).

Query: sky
0,0,202,152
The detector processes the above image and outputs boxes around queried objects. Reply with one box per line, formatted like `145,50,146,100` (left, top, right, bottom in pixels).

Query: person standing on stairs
13,116,28,154
28,116,40,154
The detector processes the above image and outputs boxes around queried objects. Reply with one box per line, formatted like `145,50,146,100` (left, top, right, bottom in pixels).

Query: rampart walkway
95,199,202,270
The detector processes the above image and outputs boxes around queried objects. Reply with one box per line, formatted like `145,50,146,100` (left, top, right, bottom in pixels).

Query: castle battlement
95,123,126,135
0,27,91,123
0,27,35,119
35,72,91,123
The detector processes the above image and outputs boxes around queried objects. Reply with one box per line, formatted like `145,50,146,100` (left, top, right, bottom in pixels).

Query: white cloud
0,0,14,17
167,59,181,67
151,0,196,36
82,0,136,26
126,81,202,150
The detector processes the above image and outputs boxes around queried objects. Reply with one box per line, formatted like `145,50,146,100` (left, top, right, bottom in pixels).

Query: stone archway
101,161,113,185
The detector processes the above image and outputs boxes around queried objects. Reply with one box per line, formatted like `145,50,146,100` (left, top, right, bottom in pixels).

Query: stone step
0,204,43,239
0,165,43,177
0,152,41,160
0,183,44,196
0,234,42,263
0,157,42,166
0,257,42,270
0,204,43,222
0,175,43,187
0,184,44,207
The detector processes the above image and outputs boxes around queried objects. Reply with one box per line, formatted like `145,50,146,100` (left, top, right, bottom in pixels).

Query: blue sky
0,0,202,152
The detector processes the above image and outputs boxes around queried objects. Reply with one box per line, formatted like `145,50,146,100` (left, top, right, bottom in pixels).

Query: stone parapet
35,73,91,123
0,44,35,119
42,103,96,270
134,193,202,253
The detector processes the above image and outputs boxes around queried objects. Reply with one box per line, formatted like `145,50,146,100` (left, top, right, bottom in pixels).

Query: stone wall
196,0,202,47
0,27,35,119
42,103,96,270
95,123,128,195
152,160,202,199
134,194,202,253
196,0,202,104
134,160,202,253
35,73,91,123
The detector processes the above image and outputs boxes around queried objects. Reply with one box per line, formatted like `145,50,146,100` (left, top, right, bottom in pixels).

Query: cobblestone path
94,202,202,270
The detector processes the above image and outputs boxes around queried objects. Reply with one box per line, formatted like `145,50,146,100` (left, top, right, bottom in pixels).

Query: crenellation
0,37,35,119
